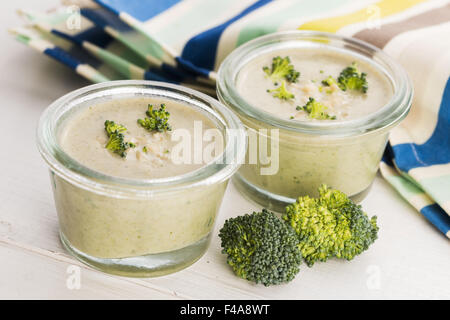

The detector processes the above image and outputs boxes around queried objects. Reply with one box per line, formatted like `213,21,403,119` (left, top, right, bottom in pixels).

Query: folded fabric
10,25,120,82
12,0,450,238
16,8,216,95
381,146,450,237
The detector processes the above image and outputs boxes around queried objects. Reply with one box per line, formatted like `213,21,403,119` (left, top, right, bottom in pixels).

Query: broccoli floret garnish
320,76,339,94
267,81,295,100
104,120,131,158
137,104,172,132
104,120,127,136
219,209,302,286
105,133,129,158
282,185,379,267
321,75,338,87
337,62,368,93
263,56,300,84
296,97,336,120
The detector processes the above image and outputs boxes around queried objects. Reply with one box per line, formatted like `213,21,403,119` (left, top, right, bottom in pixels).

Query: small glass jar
217,31,413,212
37,80,246,277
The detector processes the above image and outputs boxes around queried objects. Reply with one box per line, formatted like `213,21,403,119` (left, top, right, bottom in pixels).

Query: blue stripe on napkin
181,0,273,70
392,77,450,172
44,47,80,70
51,27,113,48
94,0,181,22
144,69,175,83
420,204,450,236
81,7,132,32
175,57,211,78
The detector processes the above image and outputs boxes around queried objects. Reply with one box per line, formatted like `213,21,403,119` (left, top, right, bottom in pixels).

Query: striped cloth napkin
11,0,450,238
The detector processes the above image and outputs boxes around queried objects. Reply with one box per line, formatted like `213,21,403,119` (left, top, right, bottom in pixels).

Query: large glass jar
217,31,412,212
37,80,246,277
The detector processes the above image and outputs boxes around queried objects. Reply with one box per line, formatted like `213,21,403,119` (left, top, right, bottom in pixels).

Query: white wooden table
1,0,449,300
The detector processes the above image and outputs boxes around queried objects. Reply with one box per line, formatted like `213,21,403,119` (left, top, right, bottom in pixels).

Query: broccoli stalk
138,104,172,132
267,81,295,100
263,56,300,84
282,185,379,267
297,97,336,120
104,120,131,158
219,209,302,286
337,62,368,93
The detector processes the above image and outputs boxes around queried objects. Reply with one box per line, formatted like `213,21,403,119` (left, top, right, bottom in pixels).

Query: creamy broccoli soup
59,97,221,179
237,48,393,121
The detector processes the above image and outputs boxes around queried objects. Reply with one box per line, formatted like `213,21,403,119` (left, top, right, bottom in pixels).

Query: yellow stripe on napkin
298,0,428,33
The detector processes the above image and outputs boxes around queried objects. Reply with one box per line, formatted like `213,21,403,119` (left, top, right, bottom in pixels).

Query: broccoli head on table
219,209,302,286
283,185,379,267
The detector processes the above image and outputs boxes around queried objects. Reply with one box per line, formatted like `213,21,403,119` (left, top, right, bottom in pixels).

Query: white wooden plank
0,239,181,299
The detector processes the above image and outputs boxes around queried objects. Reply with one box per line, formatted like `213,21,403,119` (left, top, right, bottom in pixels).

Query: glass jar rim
217,30,413,136
37,80,246,197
